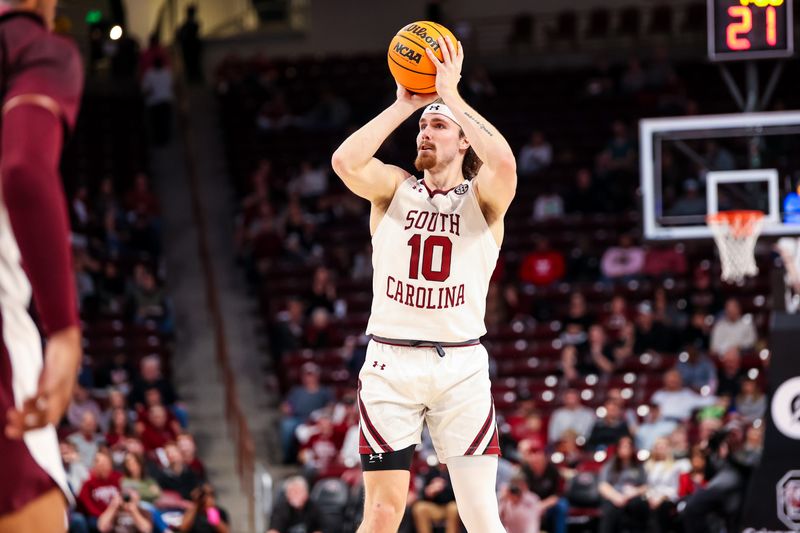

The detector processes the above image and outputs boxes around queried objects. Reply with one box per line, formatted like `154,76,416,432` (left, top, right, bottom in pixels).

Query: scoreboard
708,0,794,61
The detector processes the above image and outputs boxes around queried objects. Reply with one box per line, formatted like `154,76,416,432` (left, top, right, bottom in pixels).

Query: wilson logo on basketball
393,42,423,64
403,24,442,51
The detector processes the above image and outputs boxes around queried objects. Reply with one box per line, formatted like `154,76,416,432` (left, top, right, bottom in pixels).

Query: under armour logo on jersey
369,453,383,463
372,361,386,370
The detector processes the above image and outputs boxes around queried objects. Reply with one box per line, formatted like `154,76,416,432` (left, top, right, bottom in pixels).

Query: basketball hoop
707,210,765,283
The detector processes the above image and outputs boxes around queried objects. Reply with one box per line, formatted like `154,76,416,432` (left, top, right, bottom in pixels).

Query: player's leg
358,466,412,533
447,455,506,532
0,487,66,533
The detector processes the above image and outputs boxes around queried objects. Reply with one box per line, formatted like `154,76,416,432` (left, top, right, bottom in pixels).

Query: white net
707,211,765,284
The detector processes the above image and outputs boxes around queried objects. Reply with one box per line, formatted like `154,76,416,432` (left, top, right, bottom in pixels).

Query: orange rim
706,210,764,238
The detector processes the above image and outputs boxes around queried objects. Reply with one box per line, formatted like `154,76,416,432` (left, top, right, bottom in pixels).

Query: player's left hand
5,326,82,439
426,36,463,101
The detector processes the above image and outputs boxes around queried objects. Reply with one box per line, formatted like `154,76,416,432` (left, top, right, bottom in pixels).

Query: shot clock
708,0,794,61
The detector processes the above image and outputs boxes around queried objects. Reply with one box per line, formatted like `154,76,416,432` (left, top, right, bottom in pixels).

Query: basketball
388,21,458,94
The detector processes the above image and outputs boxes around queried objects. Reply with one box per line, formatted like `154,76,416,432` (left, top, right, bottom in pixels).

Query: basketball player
332,36,515,532
0,1,84,531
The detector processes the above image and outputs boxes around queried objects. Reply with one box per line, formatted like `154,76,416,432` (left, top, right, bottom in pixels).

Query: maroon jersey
0,10,83,515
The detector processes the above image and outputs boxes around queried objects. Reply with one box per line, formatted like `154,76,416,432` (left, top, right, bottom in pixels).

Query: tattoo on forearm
463,111,494,137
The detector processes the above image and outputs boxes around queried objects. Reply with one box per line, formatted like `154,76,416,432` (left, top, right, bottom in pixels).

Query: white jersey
366,177,499,342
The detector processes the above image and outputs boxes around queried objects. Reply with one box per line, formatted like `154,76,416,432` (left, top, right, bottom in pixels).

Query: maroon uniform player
0,0,84,531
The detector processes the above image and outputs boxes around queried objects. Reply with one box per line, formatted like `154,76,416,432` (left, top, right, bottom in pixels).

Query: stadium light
109,25,123,40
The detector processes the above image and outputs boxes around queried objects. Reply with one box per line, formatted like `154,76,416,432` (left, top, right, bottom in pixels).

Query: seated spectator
710,298,757,356
518,438,569,533
518,237,565,287
735,378,766,423
547,388,596,444
499,474,541,533
518,131,553,176
668,178,706,217
96,356,135,397
645,437,681,533
620,57,646,94
686,267,723,316
643,244,687,279
596,120,636,178
651,370,716,422
307,266,338,316
268,476,321,533
669,426,691,461
532,184,564,221
154,442,201,501
633,303,674,354
68,382,103,429
508,409,546,445
586,399,631,450
79,450,123,528
633,405,677,452
139,405,178,452
565,168,605,214
561,325,614,381
716,347,747,398
106,407,134,449
61,441,91,495
298,415,340,480
288,160,330,201
97,490,152,533
682,422,763,533
602,295,632,336
677,445,707,499
684,309,712,351
597,436,648,533
130,267,173,334
464,65,497,101
652,286,686,329
600,234,645,281
179,483,230,533
300,90,351,131
270,298,307,359
303,307,340,348
280,363,334,463
178,433,207,481
412,463,459,533
130,355,179,409
122,452,161,504
68,411,105,468
676,345,717,392
564,292,594,332
554,430,583,470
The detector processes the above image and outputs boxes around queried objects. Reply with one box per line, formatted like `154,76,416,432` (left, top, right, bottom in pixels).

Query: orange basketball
388,21,458,94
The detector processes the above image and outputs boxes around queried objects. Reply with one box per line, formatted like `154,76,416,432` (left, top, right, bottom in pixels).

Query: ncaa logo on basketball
777,471,800,530
393,42,422,64
771,377,800,439
454,183,469,195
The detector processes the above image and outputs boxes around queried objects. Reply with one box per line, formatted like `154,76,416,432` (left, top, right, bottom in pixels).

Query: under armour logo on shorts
369,453,383,463
373,361,386,370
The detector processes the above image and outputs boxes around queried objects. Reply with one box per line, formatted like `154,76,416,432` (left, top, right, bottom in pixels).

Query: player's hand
426,37,463,102
5,326,82,439
395,83,438,109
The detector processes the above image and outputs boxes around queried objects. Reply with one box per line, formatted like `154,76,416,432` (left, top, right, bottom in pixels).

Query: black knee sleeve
361,444,416,471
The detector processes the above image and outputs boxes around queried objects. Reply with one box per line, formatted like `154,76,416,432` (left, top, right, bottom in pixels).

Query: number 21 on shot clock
708,0,794,60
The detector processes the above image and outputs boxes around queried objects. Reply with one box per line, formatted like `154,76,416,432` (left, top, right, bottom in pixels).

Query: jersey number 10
407,234,453,282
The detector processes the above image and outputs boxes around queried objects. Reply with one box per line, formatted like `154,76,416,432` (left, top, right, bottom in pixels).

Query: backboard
640,110,800,240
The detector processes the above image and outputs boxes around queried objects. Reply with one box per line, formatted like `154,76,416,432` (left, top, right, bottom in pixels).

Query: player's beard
414,149,437,172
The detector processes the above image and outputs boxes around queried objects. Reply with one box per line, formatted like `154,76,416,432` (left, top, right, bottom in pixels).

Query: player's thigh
362,469,411,513
0,488,67,533
425,345,499,461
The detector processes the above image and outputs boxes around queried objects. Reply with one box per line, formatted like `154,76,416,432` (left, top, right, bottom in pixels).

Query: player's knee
364,500,404,530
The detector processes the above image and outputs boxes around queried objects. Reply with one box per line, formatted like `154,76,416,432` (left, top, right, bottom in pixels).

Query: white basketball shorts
357,338,500,463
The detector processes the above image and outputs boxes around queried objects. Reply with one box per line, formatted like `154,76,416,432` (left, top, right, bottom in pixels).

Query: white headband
421,103,460,127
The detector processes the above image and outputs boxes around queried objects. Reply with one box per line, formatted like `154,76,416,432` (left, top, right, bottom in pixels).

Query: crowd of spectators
214,45,772,533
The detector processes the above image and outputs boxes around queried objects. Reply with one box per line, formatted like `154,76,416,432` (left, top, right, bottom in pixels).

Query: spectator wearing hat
518,438,568,533
280,363,334,463
499,475,541,533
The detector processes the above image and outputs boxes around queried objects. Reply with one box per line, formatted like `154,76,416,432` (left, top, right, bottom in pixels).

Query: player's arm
331,86,437,204
427,38,517,214
2,103,82,437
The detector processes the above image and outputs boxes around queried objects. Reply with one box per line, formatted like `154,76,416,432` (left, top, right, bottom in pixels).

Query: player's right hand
395,83,438,109
5,326,82,439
